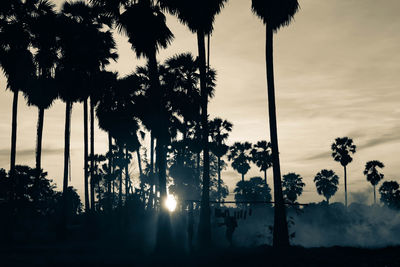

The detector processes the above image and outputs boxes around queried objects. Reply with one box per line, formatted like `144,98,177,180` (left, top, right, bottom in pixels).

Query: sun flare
165,194,177,212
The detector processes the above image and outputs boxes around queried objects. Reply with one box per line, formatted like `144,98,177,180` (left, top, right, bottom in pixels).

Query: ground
1,243,400,266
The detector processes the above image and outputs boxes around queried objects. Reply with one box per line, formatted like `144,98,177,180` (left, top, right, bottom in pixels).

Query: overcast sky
0,0,399,205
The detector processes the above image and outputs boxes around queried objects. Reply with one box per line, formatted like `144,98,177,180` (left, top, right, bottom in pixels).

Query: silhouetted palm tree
25,0,59,179
0,1,35,181
234,176,271,207
331,137,356,207
227,142,252,182
379,181,400,209
364,160,384,205
209,118,233,201
159,0,227,247
251,0,299,248
314,169,339,204
251,141,273,186
118,1,173,213
282,172,304,204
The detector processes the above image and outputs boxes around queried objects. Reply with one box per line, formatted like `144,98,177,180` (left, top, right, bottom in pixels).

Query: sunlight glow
165,194,177,212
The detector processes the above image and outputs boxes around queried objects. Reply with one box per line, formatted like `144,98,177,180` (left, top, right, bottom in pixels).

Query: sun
165,194,177,212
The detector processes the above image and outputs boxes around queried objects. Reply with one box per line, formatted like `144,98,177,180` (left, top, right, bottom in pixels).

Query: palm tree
314,169,339,204
251,0,299,248
209,118,233,201
158,0,228,247
117,0,173,210
227,142,252,182
282,172,305,204
25,1,59,179
0,1,35,182
234,177,271,206
331,137,356,207
251,141,273,186
364,160,384,205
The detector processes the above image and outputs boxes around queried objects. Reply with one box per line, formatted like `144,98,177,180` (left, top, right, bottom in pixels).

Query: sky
0,0,399,205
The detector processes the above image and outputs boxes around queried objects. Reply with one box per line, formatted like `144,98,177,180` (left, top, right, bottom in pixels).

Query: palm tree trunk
10,90,18,178
264,170,267,185
242,173,245,182
35,107,44,175
90,98,95,210
374,184,376,205
83,100,89,212
197,29,211,248
344,165,347,207
62,101,72,235
107,133,112,212
217,156,221,202
125,147,130,199
63,101,72,194
137,149,143,177
148,50,172,250
266,25,289,248
150,132,154,174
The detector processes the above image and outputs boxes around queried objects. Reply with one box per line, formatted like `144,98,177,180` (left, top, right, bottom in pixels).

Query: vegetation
1,0,399,260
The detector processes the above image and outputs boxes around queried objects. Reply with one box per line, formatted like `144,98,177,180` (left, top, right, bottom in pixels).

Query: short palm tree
282,172,305,203
314,169,339,204
331,137,356,207
209,118,233,202
364,160,384,205
251,0,299,248
251,141,273,186
227,142,252,182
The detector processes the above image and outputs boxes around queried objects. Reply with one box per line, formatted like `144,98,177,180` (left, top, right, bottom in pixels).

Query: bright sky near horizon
0,0,399,205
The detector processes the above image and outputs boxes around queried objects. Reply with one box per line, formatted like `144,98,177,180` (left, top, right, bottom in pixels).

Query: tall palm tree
158,0,228,247
314,169,339,204
331,137,356,207
25,0,59,179
251,141,273,186
118,0,173,205
364,160,384,205
251,0,299,248
227,142,252,182
0,1,35,182
209,118,233,201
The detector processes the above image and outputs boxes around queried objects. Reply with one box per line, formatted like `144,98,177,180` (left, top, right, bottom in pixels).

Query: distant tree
363,160,385,204
364,160,384,205
234,177,271,207
331,137,356,207
282,173,305,203
251,0,300,248
251,141,273,185
379,181,400,209
227,142,252,182
314,169,339,204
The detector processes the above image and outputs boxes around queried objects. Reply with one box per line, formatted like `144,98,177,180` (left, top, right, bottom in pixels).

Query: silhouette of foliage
364,160,384,205
314,169,339,204
228,142,252,182
234,177,271,206
282,172,305,203
379,181,400,210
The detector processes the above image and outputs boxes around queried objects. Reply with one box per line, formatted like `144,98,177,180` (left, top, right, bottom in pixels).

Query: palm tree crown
251,0,300,32
331,137,356,167
314,169,339,203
